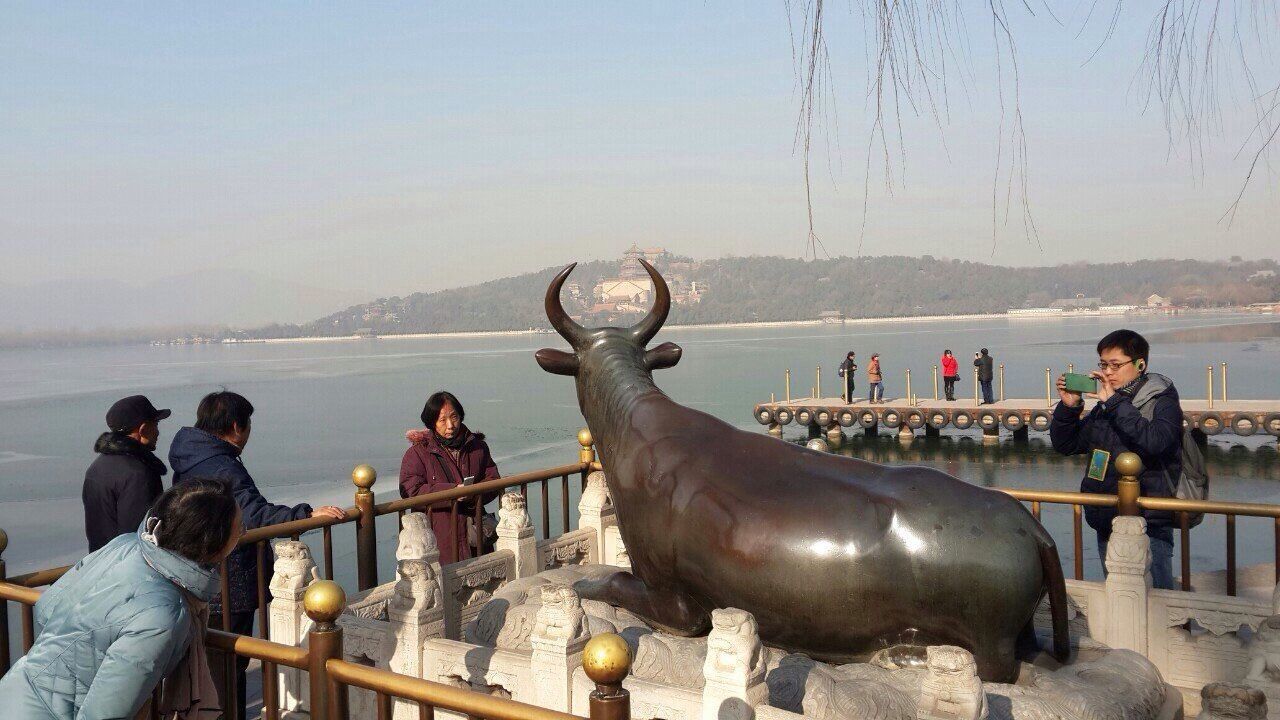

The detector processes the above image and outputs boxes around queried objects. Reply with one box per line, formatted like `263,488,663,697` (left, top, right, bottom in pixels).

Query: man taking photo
1049,329,1183,589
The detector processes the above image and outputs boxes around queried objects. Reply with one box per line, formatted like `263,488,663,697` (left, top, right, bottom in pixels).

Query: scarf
139,521,221,720
156,591,221,720
439,429,468,450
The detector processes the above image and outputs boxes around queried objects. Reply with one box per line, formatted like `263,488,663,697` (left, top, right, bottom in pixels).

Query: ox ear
536,348,580,376
644,342,682,371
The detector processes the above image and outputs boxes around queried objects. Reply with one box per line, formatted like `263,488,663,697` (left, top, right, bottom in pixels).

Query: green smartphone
1063,372,1098,394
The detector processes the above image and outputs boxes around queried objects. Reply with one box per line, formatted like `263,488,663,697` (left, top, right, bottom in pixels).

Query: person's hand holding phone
1056,374,1082,407
1089,371,1116,403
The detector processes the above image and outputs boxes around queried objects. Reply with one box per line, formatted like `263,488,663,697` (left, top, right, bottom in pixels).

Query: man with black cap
82,395,171,551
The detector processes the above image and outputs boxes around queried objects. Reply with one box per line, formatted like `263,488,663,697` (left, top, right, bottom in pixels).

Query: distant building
641,247,671,264
1099,305,1138,315
1051,293,1102,310
1008,307,1063,316
1249,270,1277,282
819,310,846,324
1146,294,1170,307
566,282,583,299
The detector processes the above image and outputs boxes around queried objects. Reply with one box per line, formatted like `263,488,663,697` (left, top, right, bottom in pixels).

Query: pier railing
0,431,1277,718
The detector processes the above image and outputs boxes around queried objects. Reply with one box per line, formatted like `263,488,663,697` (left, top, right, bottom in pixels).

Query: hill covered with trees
242,255,1280,340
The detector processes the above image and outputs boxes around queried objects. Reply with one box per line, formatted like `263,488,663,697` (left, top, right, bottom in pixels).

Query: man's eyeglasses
1097,360,1135,372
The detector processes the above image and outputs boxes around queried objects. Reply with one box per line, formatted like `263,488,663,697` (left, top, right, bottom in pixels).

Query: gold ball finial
1115,452,1143,478
578,427,594,448
303,580,347,624
352,464,377,490
0,528,8,555
582,632,631,686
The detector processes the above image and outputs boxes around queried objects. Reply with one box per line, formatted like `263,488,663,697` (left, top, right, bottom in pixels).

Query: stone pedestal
702,609,769,720
268,540,321,714
389,559,446,719
530,585,590,712
495,492,538,578
1105,516,1152,654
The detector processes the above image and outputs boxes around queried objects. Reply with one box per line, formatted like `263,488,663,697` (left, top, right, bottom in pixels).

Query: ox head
535,260,682,378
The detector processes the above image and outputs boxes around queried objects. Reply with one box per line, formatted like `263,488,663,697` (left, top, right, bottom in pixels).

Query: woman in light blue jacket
0,478,241,719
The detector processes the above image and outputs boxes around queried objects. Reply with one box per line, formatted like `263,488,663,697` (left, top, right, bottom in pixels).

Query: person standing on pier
1049,329,1183,589
940,350,959,401
975,348,995,404
867,354,884,403
82,394,171,552
168,390,345,720
838,351,857,404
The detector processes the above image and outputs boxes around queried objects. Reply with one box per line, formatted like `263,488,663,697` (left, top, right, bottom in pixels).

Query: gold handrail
327,658,585,720
372,462,589,516
206,629,310,669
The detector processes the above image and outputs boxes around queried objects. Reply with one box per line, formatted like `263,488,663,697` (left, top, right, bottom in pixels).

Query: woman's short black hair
1097,329,1150,363
195,390,254,435
152,479,239,565
421,391,465,427
944,349,952,354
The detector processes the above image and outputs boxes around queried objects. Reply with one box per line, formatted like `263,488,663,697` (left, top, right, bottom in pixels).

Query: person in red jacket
941,349,959,401
399,391,501,564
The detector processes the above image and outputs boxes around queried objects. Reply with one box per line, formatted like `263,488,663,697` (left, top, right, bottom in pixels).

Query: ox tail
1038,538,1071,662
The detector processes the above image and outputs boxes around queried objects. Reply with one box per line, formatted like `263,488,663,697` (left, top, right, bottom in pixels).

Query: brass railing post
785,369,791,402
1207,365,1215,409
1221,362,1228,402
932,365,939,401
998,363,1005,402
1045,368,1052,408
1116,452,1143,516
905,369,912,405
305,581,347,720
579,428,596,465
583,633,632,720
353,464,378,591
0,529,9,675
973,367,979,402
816,366,821,399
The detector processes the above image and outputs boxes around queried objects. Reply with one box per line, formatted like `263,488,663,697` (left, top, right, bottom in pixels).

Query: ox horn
628,259,670,346
545,263,588,348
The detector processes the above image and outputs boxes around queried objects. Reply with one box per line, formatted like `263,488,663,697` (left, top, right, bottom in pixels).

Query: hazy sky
2,3,1277,302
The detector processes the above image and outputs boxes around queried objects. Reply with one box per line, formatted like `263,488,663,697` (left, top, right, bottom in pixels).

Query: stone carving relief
533,584,589,643
1199,683,1268,720
497,493,531,533
270,540,320,598
392,559,443,614
917,646,986,720
397,512,438,561
705,608,766,683
542,536,592,570
1105,517,1151,576
452,560,509,609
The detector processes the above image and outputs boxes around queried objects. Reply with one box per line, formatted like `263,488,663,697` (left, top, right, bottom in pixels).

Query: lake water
2,312,1278,585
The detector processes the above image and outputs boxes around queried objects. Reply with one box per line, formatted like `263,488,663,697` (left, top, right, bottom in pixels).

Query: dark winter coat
82,432,167,552
974,354,994,381
169,427,311,613
1049,373,1183,542
398,425,500,565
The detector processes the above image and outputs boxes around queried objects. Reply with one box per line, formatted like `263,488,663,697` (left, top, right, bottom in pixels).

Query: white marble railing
267,473,1280,720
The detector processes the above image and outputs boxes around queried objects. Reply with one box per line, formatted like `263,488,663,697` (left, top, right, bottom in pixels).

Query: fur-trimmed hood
94,431,167,476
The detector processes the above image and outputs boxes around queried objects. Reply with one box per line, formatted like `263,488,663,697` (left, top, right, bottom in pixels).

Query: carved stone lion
391,559,442,613
919,646,987,720
270,540,319,594
533,584,589,643
497,493,530,533
705,608,764,681
397,512,438,561
1247,617,1280,684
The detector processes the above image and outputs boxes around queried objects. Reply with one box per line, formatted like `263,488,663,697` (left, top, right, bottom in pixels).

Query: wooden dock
752,397,1280,439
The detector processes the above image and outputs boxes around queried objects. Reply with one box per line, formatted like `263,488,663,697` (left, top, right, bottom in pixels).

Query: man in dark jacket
170,390,344,719
974,348,995,404
82,395,171,551
1050,329,1182,589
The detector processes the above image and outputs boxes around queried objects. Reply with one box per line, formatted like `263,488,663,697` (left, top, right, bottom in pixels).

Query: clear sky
2,2,1277,304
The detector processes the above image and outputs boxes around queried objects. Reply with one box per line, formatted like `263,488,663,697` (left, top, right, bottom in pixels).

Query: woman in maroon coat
399,391,501,564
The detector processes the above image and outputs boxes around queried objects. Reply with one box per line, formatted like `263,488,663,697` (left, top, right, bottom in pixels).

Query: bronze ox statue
535,261,1068,682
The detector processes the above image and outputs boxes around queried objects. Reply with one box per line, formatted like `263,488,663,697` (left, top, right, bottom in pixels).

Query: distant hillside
244,256,1280,339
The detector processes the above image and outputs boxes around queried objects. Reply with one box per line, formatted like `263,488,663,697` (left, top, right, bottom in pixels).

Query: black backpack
1136,395,1209,527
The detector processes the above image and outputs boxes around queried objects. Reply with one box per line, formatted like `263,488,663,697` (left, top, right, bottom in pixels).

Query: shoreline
249,309,1130,345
